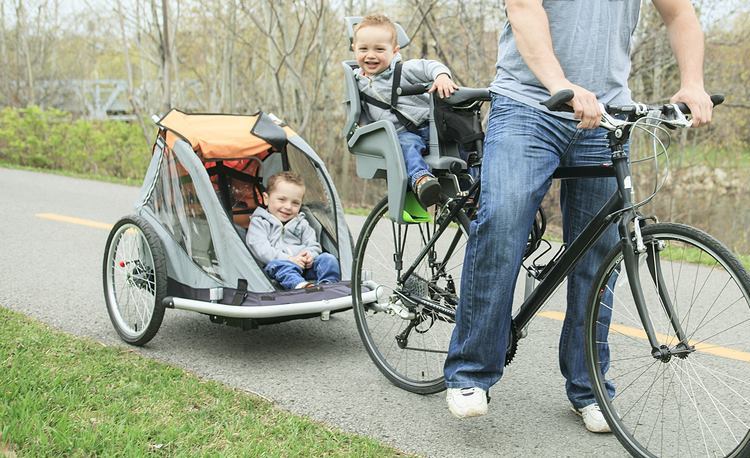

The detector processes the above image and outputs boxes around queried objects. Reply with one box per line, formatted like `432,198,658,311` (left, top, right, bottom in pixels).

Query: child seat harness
358,62,485,151
359,61,421,134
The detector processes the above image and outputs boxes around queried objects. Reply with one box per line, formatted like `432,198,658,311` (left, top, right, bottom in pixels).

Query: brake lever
661,103,693,129
599,104,628,131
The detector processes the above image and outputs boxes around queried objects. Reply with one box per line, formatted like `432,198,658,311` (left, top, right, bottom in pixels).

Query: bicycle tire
586,222,750,457
352,196,471,394
103,215,167,346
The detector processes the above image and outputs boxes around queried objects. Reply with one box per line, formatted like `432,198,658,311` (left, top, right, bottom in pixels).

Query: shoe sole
448,405,488,419
448,395,488,419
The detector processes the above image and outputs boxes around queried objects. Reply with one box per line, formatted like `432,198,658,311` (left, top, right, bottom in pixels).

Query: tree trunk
161,0,171,112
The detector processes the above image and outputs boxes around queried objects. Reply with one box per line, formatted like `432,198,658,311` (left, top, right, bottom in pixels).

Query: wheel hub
652,342,695,362
124,260,155,293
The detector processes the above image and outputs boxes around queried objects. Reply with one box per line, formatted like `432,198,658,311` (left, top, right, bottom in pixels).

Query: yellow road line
36,211,750,364
36,213,112,230
539,310,750,363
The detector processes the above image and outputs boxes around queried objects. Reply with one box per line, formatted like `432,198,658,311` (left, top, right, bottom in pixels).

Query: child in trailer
351,14,458,207
246,171,340,289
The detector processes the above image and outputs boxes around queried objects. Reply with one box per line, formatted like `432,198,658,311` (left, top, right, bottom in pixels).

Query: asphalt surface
0,167,629,457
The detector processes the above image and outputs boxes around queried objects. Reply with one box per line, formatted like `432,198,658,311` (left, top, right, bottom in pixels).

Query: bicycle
351,89,750,458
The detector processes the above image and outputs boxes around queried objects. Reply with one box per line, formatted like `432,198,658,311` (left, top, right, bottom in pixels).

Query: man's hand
429,73,458,99
670,85,713,127
548,81,601,130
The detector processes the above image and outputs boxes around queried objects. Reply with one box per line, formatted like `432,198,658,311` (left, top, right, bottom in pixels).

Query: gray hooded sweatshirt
245,206,322,266
354,54,451,132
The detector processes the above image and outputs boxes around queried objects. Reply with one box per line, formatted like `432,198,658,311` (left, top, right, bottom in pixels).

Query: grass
0,307,407,457
661,244,750,271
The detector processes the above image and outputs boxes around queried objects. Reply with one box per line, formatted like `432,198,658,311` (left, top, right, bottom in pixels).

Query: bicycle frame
394,125,691,358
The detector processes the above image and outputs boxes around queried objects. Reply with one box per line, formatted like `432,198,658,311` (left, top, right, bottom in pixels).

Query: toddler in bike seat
351,13,458,207
245,171,340,289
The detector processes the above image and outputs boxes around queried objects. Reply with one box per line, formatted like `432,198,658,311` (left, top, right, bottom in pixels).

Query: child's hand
300,251,314,269
288,254,306,269
429,73,458,99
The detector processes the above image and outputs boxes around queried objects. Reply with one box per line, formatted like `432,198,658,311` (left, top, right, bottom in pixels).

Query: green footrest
401,192,433,223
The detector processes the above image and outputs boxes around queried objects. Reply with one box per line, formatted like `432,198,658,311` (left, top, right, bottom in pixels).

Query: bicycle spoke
587,224,750,458
353,197,471,394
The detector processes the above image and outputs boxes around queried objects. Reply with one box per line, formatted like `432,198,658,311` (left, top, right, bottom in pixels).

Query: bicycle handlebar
397,83,430,97
541,89,724,118
396,84,492,106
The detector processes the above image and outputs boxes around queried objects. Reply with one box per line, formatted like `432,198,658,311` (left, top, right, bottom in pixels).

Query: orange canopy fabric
158,109,296,161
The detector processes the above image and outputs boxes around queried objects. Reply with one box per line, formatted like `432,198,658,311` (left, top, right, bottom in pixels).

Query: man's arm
653,0,713,127
505,0,601,128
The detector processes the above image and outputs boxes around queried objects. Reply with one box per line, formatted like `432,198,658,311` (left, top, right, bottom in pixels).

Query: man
443,0,713,433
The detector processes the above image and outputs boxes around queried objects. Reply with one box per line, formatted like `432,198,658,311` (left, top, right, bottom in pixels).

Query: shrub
0,106,153,180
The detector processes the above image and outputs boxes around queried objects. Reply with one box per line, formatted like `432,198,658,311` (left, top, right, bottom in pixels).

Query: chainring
505,319,519,367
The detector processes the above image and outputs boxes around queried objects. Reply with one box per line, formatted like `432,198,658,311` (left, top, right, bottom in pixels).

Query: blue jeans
397,125,433,189
444,94,618,409
264,253,340,290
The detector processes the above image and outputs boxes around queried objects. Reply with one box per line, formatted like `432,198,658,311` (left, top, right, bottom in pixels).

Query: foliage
0,1,747,248
0,106,153,180
0,306,406,457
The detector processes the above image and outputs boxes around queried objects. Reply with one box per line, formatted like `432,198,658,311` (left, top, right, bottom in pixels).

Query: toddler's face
263,181,305,224
353,25,399,76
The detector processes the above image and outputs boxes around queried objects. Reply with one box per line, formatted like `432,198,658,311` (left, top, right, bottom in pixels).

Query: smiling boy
352,14,458,207
246,171,340,289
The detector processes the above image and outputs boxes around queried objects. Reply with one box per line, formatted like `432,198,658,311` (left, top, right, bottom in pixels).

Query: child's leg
307,253,341,284
397,125,433,189
264,260,306,290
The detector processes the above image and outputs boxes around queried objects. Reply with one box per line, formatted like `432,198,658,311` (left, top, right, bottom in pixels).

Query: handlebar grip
540,89,575,113
673,94,725,114
397,84,429,97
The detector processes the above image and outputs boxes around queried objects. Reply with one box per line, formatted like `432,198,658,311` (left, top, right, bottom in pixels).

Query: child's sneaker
415,176,441,207
295,281,312,289
446,387,488,418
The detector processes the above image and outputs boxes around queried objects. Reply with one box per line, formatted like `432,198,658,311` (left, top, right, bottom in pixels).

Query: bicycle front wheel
352,196,471,394
586,222,750,458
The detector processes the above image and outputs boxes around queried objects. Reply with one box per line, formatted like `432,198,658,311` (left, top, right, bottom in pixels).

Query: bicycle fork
614,153,693,361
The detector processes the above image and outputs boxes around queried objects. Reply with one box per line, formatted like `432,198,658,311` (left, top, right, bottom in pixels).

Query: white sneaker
446,387,488,418
573,403,611,433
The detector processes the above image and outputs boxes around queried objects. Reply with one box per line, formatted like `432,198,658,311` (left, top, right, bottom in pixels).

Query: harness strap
391,61,402,108
358,61,421,134
232,279,248,306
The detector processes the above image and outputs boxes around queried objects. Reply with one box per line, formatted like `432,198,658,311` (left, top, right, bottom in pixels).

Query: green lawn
0,307,407,457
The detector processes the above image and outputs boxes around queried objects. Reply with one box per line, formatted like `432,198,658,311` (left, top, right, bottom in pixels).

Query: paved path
0,167,628,457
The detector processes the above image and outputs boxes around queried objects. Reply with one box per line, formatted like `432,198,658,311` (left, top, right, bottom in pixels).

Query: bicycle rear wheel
352,196,471,394
586,222,750,457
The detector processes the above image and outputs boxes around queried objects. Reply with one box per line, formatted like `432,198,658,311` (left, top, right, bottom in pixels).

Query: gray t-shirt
490,0,642,114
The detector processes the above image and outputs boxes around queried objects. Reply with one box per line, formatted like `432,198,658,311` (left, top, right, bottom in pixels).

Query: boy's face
263,181,305,224
353,25,399,76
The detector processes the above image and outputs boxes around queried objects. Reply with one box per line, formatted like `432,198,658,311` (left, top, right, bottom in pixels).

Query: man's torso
490,0,642,112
